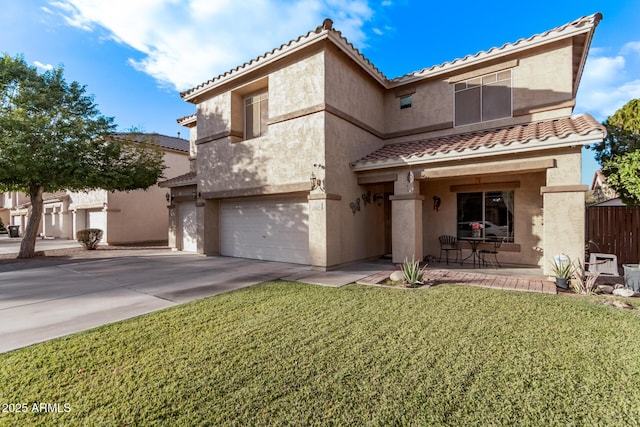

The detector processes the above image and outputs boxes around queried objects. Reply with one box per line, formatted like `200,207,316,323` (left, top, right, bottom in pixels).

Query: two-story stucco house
10,133,189,244
163,14,606,275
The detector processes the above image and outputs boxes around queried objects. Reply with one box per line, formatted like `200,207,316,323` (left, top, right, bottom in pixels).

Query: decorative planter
472,229,481,237
623,264,640,292
555,277,569,290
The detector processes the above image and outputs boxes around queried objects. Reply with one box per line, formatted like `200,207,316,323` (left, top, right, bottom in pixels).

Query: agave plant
571,259,600,295
400,256,428,287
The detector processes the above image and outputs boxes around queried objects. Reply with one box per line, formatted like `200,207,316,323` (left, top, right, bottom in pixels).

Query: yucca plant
571,258,600,295
400,256,428,287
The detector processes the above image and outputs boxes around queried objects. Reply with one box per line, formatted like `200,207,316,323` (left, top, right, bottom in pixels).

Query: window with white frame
456,191,514,242
244,90,268,140
454,70,512,126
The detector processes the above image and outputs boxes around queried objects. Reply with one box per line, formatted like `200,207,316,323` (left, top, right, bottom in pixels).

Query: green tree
592,99,640,205
0,54,165,258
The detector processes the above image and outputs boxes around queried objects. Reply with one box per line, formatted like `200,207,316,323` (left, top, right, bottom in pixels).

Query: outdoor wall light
165,192,173,202
374,193,384,206
310,163,326,192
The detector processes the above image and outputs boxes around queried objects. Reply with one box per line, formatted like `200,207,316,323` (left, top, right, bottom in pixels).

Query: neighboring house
162,14,606,275
1,192,29,229
588,169,624,205
10,133,189,244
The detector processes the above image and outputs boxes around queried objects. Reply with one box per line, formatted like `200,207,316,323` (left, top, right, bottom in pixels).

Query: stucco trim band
421,158,555,179
195,130,243,145
446,59,519,84
540,185,589,194
450,181,521,192
308,193,342,201
513,99,575,117
202,182,310,199
357,173,398,184
389,194,425,201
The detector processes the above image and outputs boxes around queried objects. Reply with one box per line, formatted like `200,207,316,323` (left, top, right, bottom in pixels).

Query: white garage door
179,203,198,252
220,196,309,264
86,209,106,242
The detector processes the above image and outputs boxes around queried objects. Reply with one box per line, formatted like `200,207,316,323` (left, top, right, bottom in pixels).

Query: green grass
1,282,640,426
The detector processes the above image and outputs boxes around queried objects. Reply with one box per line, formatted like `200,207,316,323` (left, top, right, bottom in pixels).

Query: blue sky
2,0,640,184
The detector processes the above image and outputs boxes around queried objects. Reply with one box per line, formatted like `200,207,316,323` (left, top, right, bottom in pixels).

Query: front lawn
1,282,639,426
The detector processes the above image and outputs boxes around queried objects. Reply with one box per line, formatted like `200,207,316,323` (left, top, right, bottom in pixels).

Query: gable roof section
158,171,197,188
352,114,606,171
112,133,189,153
181,14,601,103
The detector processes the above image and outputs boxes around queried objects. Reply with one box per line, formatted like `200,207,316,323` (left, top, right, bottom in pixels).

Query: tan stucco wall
513,40,574,113
325,46,385,131
105,150,189,244
382,40,575,142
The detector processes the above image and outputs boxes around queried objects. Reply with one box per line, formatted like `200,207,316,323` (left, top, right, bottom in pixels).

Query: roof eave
388,13,603,88
352,131,605,172
182,32,332,103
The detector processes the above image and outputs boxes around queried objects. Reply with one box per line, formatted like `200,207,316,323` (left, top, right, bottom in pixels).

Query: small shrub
400,256,428,287
571,258,600,295
76,228,104,250
0,218,6,234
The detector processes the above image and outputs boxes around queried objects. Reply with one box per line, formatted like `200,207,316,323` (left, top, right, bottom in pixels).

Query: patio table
459,237,486,268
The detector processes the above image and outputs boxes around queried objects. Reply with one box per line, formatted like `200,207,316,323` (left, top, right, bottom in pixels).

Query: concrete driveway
0,249,390,353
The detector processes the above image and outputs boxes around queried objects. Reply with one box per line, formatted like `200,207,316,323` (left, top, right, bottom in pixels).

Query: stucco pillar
541,187,587,275
199,198,220,255
391,178,424,264
42,209,52,238
308,193,342,270
167,204,177,249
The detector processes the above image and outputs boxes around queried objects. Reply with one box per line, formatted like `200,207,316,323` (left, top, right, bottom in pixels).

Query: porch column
308,193,342,270
199,198,220,255
390,179,424,263
42,209,52,238
167,203,177,249
541,186,587,275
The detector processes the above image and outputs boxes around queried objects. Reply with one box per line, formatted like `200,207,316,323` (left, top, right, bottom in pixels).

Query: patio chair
438,235,462,265
479,238,503,268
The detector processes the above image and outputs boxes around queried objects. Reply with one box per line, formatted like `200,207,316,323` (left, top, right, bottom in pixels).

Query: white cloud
33,61,54,70
48,0,377,91
576,46,640,121
621,41,640,56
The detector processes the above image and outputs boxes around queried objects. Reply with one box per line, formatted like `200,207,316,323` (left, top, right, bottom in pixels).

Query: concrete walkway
0,248,390,353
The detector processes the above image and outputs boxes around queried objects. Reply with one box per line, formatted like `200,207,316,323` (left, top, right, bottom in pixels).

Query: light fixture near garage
165,192,173,202
310,163,326,192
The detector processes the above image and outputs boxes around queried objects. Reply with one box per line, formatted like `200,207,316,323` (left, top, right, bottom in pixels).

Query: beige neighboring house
163,14,606,275
589,169,624,206
10,133,189,244
1,192,29,229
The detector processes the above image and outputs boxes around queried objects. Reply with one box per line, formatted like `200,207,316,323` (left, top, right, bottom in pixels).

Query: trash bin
7,225,19,238
623,264,640,292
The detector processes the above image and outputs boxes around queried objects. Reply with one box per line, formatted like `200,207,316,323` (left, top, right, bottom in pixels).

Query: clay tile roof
112,133,189,153
181,13,601,101
158,171,197,188
180,19,388,101
353,114,606,169
390,13,602,84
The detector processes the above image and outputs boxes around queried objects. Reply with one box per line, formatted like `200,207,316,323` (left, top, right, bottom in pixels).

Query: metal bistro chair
479,238,503,268
438,235,462,265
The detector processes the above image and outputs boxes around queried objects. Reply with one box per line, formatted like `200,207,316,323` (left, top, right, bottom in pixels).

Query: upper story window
454,70,512,126
244,90,268,140
400,95,412,109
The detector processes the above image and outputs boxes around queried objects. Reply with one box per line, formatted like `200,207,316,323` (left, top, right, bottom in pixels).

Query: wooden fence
586,206,640,265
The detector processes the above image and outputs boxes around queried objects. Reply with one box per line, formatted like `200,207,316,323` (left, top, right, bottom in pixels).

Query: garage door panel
220,197,309,264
